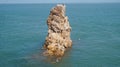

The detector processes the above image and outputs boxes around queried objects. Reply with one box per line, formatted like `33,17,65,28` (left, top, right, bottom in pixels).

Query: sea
0,3,120,67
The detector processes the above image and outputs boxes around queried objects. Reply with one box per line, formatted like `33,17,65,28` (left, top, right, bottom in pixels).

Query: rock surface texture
43,4,72,58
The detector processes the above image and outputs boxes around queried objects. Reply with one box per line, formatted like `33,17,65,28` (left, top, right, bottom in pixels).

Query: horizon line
0,2,120,4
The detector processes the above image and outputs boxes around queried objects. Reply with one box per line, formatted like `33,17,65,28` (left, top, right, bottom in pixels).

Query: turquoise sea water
0,3,120,67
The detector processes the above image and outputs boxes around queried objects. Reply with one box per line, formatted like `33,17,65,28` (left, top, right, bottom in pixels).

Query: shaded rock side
43,4,72,57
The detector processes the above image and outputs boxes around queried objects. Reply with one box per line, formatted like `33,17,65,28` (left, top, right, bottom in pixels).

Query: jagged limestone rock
43,4,72,59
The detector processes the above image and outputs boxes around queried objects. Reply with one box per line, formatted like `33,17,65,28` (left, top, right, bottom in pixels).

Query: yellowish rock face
43,4,72,58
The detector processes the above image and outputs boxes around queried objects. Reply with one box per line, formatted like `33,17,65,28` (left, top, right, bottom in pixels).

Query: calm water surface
0,3,120,67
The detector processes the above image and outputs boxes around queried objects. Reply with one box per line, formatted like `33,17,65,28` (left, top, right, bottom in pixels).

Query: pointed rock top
50,4,66,17
56,4,66,8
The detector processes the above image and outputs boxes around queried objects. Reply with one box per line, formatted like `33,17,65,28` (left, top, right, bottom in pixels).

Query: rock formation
43,4,72,61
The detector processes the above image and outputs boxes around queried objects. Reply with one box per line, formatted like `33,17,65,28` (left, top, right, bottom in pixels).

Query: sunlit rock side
43,4,72,62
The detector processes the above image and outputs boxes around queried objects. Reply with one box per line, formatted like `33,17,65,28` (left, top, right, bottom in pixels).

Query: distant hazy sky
0,0,120,3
